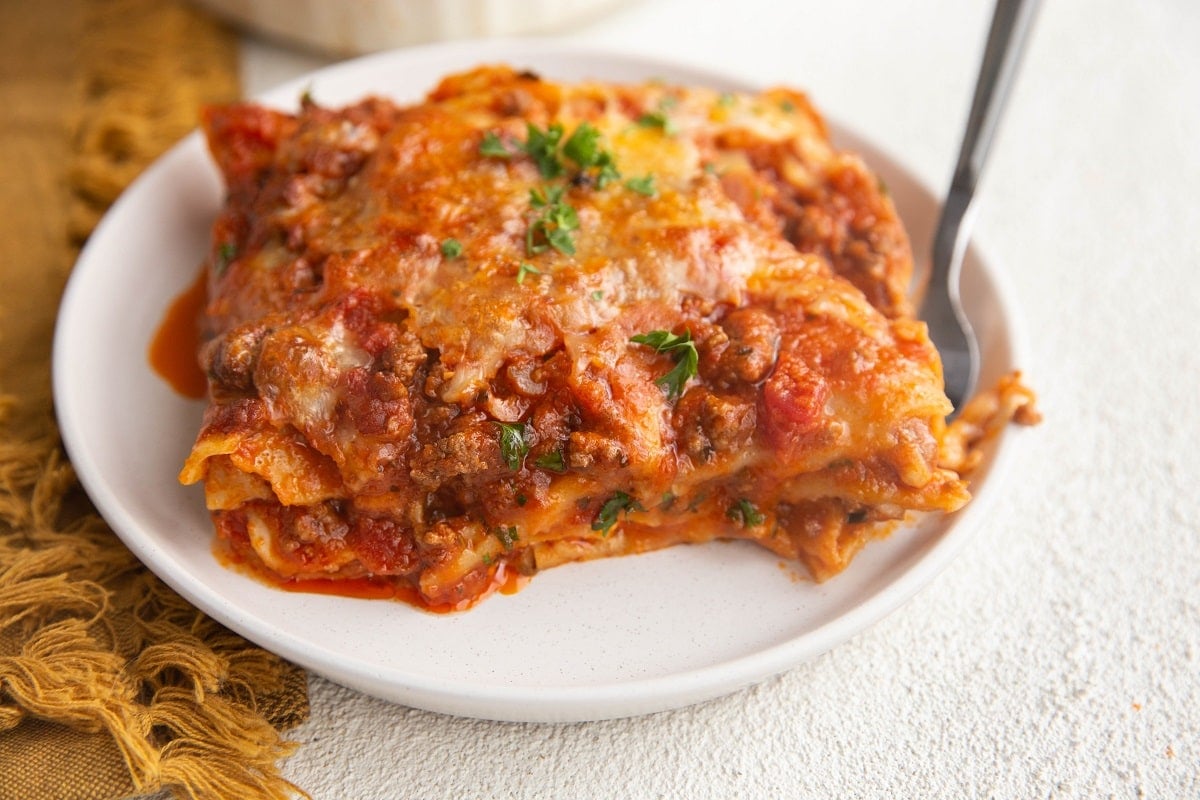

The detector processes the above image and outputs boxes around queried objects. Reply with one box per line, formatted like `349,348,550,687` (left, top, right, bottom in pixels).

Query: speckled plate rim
54,39,1031,723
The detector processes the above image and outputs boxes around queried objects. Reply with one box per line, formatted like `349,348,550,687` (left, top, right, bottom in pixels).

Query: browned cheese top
180,66,965,611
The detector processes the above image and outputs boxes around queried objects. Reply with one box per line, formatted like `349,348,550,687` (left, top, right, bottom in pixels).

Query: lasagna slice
181,66,972,611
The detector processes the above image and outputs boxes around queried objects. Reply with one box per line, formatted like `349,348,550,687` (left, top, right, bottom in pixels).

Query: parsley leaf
534,450,565,472
727,498,766,528
526,186,579,256
591,491,645,536
523,122,565,179
562,122,603,167
595,160,622,189
516,262,542,284
629,329,699,400
493,525,520,550
637,109,678,135
214,242,237,275
624,174,656,197
563,122,622,188
480,131,512,158
544,224,577,255
493,422,529,471
440,238,463,259
529,184,562,208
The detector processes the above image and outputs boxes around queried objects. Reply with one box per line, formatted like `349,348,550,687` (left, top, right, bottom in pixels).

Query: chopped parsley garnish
529,185,558,207
590,290,604,301
624,174,656,197
493,422,529,471
727,498,766,528
485,121,621,188
562,122,602,167
629,329,699,400
523,122,566,179
493,525,520,550
596,161,622,189
526,185,579,256
637,109,678,135
779,99,796,113
562,121,621,188
479,131,512,158
214,242,237,275
660,491,678,511
440,238,463,259
488,121,630,263
591,491,645,536
534,450,566,472
717,92,736,109
516,262,542,284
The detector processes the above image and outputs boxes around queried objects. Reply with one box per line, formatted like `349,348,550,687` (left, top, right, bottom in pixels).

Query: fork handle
934,0,1041,282
928,0,1040,412
949,0,1041,201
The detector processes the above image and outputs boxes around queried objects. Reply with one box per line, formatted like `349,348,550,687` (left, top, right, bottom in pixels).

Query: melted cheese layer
182,66,967,610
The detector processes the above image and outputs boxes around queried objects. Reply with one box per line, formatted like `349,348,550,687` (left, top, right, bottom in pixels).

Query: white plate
54,40,1028,723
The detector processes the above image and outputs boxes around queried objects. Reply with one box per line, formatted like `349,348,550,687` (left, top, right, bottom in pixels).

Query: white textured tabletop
239,1,1200,796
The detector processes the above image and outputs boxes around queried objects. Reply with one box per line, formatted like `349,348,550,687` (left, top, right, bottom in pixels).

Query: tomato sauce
149,269,208,399
279,564,526,613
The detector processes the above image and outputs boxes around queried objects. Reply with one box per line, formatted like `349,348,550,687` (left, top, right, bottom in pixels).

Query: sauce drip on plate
149,269,207,399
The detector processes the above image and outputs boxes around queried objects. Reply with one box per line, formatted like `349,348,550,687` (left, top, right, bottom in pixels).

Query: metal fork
923,0,1040,414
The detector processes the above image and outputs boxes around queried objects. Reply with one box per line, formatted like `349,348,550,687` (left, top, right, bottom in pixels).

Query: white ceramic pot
194,0,637,55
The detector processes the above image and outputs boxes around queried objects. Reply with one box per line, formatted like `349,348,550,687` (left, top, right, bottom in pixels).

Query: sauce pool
277,564,529,612
149,269,208,399
215,533,530,612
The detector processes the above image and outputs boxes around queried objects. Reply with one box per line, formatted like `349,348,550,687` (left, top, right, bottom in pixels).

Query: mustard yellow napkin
0,2,309,798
